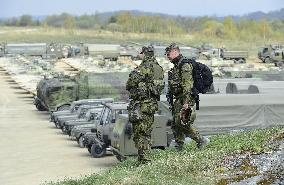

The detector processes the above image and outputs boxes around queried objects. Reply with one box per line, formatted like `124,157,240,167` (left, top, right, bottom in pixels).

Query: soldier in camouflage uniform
165,43,208,151
126,46,164,163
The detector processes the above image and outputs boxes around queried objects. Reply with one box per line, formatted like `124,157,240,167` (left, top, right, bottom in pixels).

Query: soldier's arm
181,63,195,104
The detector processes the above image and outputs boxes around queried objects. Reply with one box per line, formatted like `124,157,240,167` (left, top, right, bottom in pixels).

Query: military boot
197,137,210,149
137,149,151,164
175,142,184,151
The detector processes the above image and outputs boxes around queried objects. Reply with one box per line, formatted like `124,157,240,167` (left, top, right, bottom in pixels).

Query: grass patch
47,126,283,185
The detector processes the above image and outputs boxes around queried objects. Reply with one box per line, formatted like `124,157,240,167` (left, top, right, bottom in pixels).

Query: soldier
165,43,208,151
126,45,164,163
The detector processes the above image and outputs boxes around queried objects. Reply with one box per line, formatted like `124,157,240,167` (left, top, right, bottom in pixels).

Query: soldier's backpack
151,62,165,100
179,57,213,95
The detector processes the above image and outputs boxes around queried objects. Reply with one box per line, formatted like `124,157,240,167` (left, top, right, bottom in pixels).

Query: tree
19,15,33,26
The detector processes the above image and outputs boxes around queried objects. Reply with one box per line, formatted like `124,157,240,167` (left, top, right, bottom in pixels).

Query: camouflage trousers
172,98,202,147
132,112,154,160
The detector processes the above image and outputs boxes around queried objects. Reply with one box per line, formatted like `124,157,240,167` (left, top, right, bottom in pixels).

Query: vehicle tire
238,59,245,64
35,102,46,111
87,146,92,153
248,85,259,94
57,104,70,111
90,143,106,158
78,136,85,148
264,57,271,64
275,61,283,67
226,83,238,94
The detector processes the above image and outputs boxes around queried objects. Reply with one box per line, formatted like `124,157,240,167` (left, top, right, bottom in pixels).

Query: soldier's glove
180,107,192,126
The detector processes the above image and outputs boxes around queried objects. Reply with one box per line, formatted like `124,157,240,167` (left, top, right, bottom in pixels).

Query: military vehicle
109,101,173,161
64,107,102,135
56,105,102,131
110,113,174,161
34,76,78,112
71,123,97,147
258,44,284,67
34,72,128,112
50,98,113,123
0,43,4,57
82,102,128,158
84,44,120,60
2,43,72,59
70,43,89,57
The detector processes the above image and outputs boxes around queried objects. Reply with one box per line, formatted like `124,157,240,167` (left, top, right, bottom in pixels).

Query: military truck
2,43,71,59
110,101,174,161
220,49,248,63
0,43,4,57
34,76,78,112
34,72,128,112
82,102,128,158
258,44,284,67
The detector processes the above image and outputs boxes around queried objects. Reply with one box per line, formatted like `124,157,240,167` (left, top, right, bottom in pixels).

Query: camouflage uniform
126,46,164,162
166,44,204,150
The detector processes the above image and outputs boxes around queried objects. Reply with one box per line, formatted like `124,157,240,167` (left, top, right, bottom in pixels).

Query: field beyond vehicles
1,26,283,58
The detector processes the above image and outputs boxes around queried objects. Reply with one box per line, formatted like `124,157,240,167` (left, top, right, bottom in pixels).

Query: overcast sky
1,0,283,17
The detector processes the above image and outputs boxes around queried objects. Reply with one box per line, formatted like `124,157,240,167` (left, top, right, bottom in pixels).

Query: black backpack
179,57,213,95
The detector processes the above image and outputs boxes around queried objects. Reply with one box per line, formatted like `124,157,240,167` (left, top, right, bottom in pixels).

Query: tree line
1,12,284,41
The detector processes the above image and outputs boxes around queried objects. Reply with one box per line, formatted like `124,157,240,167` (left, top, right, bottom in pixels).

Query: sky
1,0,283,18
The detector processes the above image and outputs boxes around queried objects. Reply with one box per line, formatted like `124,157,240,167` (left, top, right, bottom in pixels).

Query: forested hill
98,8,284,21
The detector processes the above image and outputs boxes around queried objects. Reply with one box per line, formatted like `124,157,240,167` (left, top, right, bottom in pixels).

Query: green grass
46,126,283,185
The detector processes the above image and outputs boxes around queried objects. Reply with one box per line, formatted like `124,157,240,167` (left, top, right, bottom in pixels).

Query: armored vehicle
34,76,78,112
82,102,128,158
258,44,284,67
110,102,174,161
64,107,103,136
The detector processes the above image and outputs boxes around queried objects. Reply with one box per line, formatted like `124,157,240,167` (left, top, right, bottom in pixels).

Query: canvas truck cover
76,72,129,101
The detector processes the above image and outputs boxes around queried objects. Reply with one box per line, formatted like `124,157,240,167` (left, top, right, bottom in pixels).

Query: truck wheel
88,146,92,153
275,61,283,67
226,83,238,94
248,85,259,94
57,105,70,111
238,59,245,64
264,58,271,63
78,136,85,148
91,143,106,158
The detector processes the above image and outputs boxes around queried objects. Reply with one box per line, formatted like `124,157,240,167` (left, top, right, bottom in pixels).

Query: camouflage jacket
168,55,195,104
126,55,164,102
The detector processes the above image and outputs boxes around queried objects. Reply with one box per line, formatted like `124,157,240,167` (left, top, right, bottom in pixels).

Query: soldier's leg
172,99,185,149
133,113,154,162
137,112,154,162
184,106,207,149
